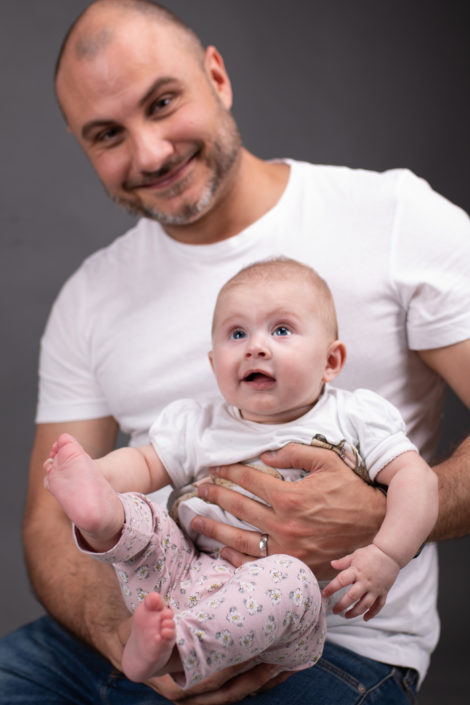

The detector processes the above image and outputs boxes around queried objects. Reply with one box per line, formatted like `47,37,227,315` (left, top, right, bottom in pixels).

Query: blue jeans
0,616,418,704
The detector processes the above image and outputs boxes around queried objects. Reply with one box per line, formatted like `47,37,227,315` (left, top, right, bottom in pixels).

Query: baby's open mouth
243,372,276,385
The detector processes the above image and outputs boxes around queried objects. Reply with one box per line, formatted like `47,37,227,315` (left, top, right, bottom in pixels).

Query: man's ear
204,45,233,109
322,340,347,383
208,350,215,372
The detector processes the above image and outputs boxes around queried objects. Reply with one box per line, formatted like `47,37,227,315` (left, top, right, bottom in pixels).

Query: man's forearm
23,508,129,664
23,419,128,659
431,436,470,541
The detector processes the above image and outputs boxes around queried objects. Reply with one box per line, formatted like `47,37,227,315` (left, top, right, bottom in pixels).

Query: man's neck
163,150,290,245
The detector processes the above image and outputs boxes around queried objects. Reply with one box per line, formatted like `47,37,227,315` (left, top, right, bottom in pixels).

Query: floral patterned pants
89,492,326,689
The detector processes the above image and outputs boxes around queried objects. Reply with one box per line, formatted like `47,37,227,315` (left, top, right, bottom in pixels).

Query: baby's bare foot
45,433,124,551
122,592,179,682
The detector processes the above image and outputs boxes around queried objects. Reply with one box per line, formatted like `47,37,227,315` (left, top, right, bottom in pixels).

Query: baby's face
209,278,341,423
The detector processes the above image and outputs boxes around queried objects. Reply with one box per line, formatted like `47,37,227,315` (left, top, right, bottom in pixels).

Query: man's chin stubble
106,115,242,226
108,181,217,226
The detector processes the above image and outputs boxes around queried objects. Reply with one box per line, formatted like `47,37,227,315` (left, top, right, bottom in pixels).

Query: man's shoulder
289,158,417,192
53,218,164,306
80,218,163,274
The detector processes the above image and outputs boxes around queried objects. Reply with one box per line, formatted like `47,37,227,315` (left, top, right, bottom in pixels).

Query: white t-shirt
149,386,417,554
37,160,470,681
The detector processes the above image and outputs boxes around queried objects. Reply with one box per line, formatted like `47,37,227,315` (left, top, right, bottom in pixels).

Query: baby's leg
122,592,181,682
172,554,325,688
45,433,124,552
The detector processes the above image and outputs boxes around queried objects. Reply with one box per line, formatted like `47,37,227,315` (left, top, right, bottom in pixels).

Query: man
1,1,469,703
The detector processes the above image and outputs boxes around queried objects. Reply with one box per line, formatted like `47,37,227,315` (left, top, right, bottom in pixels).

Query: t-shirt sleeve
36,269,110,423
391,170,470,350
340,389,417,481
149,399,205,488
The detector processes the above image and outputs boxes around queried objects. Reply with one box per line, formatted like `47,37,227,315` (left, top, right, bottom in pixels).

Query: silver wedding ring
259,533,269,558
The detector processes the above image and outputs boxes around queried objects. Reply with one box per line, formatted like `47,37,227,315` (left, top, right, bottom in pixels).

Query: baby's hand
322,543,400,621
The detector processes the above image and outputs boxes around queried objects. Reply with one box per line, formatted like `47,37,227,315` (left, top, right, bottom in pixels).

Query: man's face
209,279,340,424
56,16,241,230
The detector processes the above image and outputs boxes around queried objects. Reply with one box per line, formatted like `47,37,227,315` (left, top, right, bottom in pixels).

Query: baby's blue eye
231,329,246,340
273,326,291,336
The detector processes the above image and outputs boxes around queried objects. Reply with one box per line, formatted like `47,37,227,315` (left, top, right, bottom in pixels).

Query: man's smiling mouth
126,149,200,192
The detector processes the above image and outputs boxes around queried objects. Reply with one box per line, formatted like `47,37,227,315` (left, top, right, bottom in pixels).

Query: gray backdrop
1,1,469,702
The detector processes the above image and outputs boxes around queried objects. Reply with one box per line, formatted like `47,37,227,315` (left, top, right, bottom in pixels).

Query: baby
45,257,438,688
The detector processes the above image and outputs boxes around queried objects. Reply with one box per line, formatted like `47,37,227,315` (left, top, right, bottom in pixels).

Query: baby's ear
208,350,215,372
323,340,347,383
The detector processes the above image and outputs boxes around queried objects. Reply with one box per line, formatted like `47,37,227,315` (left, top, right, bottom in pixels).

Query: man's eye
149,95,173,115
95,126,121,144
273,326,291,336
230,329,246,340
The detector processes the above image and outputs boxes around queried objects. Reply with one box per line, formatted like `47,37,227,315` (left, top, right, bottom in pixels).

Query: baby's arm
323,450,438,620
96,445,172,495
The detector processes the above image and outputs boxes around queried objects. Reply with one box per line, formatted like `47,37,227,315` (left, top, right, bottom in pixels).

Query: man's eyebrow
81,119,115,141
81,77,177,141
138,76,176,107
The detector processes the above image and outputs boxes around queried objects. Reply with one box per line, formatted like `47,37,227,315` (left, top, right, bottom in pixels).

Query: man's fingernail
192,518,203,532
210,466,221,475
199,484,208,498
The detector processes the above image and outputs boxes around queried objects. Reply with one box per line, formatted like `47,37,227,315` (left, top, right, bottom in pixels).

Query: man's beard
108,109,242,227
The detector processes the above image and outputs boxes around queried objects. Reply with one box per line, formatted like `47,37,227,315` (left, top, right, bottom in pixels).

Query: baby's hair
213,257,339,338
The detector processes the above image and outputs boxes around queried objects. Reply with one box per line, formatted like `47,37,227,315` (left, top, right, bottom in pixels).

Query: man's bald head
53,0,240,229
55,0,204,84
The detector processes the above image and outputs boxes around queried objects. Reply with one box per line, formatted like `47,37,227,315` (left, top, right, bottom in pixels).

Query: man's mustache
123,149,199,190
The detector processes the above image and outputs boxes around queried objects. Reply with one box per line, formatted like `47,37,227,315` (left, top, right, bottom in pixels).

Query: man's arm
23,418,131,663
24,420,289,703
419,339,470,540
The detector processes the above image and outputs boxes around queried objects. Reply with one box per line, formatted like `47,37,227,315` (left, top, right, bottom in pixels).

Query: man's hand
192,443,386,579
92,589,290,705
146,665,291,704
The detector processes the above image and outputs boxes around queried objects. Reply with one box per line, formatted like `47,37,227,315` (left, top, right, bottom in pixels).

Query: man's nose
130,125,175,173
